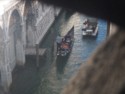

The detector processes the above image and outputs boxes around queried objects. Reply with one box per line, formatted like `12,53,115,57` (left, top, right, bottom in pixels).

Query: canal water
10,10,107,94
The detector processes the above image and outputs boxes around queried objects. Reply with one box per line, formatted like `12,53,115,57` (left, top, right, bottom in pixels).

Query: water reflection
56,55,70,79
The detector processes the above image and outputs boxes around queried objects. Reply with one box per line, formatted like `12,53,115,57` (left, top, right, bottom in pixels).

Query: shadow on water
10,55,46,94
82,35,98,40
56,54,70,77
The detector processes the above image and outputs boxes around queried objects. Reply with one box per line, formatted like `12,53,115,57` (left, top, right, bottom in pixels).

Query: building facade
0,0,60,91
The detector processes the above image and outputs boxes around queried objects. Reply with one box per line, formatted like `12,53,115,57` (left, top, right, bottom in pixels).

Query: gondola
56,26,74,56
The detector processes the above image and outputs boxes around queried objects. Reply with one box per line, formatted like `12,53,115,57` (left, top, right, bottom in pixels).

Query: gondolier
56,36,62,55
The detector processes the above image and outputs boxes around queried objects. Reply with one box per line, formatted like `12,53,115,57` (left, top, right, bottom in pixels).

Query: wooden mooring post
36,44,39,68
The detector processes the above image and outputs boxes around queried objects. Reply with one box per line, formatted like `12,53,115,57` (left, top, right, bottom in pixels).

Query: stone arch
7,8,22,33
23,1,37,46
8,9,24,68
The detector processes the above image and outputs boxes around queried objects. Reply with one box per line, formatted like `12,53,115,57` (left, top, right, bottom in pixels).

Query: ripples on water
36,11,107,94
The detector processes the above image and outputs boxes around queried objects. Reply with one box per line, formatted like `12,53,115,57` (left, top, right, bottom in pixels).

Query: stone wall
0,0,61,92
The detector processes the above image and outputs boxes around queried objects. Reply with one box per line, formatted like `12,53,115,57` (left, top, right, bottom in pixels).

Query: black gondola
56,26,74,56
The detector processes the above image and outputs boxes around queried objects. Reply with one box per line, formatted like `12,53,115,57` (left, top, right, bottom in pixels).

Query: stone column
19,17,26,65
0,39,12,92
1,64,12,92
1,15,12,92
22,17,27,48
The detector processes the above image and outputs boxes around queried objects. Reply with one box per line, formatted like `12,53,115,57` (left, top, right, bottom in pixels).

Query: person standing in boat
65,34,71,49
56,36,62,55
